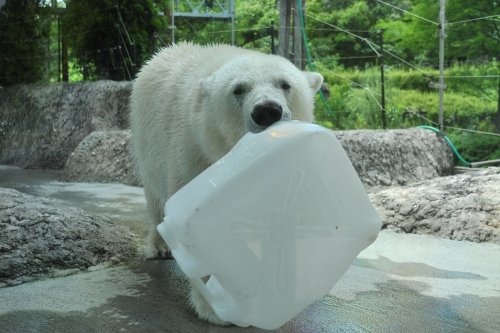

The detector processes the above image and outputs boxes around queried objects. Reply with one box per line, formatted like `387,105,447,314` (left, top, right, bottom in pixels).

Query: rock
370,168,500,243
335,128,454,187
0,81,131,169
62,127,453,188
0,187,138,286
0,80,453,186
62,130,140,186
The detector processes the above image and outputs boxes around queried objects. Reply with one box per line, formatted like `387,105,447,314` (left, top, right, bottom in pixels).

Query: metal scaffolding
170,0,235,44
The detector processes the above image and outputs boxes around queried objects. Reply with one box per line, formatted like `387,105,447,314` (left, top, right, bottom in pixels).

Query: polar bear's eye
233,85,246,96
281,81,291,91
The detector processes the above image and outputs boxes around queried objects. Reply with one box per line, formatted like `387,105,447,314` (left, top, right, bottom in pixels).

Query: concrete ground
1,166,500,332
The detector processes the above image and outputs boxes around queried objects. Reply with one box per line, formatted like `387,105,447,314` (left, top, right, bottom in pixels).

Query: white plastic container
157,121,381,330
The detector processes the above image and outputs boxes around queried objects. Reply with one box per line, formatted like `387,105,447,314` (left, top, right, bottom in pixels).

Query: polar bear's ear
304,72,323,93
200,76,214,96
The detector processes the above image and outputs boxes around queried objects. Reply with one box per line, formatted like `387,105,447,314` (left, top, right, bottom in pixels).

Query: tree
377,0,500,65
62,0,167,81
306,1,376,67
235,0,277,52
0,0,51,86
446,0,499,62
169,0,275,50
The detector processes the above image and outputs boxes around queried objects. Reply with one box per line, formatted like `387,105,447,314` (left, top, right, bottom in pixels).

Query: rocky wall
63,128,454,188
0,81,131,169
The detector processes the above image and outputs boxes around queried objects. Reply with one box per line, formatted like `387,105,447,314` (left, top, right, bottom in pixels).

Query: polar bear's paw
143,229,172,259
190,286,232,326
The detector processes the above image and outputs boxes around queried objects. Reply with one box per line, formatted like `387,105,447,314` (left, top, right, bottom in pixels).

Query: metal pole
496,58,500,132
379,30,386,129
270,21,276,54
171,0,175,44
438,0,446,131
57,13,61,81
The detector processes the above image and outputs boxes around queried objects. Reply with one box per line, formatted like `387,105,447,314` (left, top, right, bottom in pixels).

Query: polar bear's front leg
144,228,171,258
189,284,231,326
143,188,171,258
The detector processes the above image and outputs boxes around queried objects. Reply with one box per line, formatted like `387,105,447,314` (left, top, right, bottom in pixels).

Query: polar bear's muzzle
251,101,286,129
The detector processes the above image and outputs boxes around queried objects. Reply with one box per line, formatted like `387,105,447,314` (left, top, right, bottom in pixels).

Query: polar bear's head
200,54,323,143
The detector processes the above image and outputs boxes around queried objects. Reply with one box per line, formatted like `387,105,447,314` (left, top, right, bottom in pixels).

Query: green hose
417,125,471,167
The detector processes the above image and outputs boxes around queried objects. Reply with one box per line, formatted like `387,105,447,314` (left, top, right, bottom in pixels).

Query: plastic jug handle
191,275,242,325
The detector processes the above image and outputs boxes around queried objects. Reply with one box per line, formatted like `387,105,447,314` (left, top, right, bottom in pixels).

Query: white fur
129,42,323,324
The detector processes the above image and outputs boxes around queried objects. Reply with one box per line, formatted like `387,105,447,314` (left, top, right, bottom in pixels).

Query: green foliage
447,130,500,162
446,0,500,62
0,0,51,86
62,0,168,81
172,0,277,52
386,88,496,128
235,0,277,52
307,1,377,67
315,61,499,161
1,0,498,164
376,0,500,64
172,18,232,45
315,82,352,129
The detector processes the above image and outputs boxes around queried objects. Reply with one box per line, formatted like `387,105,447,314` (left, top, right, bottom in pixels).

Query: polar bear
129,42,323,325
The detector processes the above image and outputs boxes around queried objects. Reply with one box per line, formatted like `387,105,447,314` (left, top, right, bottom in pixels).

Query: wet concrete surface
0,165,149,238
1,166,500,332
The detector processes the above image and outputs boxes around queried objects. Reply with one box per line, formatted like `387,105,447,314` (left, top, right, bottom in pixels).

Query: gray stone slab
0,187,137,286
1,166,499,332
1,231,499,332
371,167,500,243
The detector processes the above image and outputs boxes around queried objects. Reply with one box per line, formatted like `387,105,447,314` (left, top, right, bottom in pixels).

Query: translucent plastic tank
157,121,381,329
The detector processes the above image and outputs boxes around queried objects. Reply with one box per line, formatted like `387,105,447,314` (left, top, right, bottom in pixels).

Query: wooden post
61,29,68,82
279,0,306,69
278,0,291,59
292,0,305,69
270,21,276,54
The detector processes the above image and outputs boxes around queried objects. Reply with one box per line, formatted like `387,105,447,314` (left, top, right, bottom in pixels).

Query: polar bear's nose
252,102,283,128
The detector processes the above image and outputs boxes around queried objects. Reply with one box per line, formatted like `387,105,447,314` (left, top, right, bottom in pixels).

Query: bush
314,62,499,162
0,0,51,86
386,88,497,127
315,87,496,129
317,61,498,94
448,130,500,163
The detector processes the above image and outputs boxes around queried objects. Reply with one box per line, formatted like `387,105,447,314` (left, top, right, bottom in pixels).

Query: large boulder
0,80,453,186
0,187,138,286
370,168,500,243
61,128,454,187
335,128,454,187
0,81,131,169
62,130,139,186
